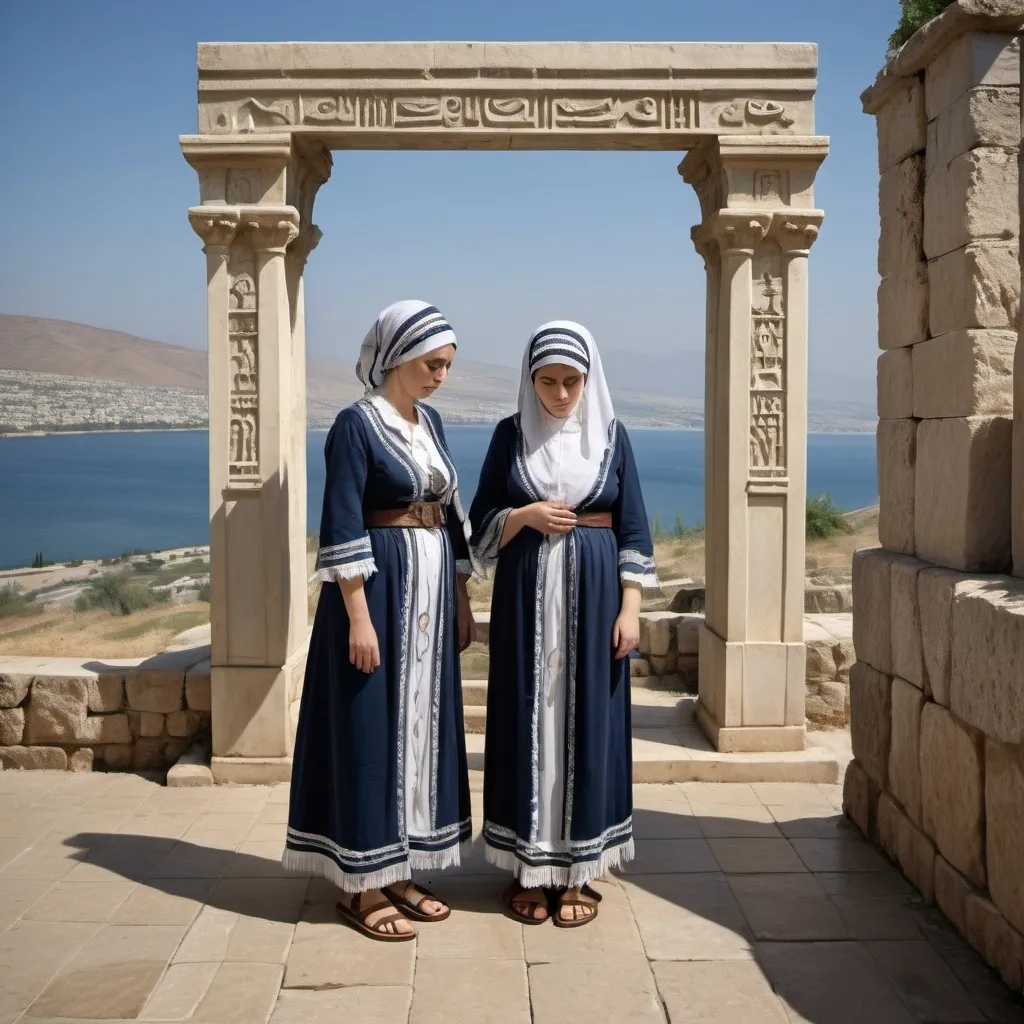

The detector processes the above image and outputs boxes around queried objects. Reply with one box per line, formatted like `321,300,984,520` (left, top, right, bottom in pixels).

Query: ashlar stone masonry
849,0,1024,996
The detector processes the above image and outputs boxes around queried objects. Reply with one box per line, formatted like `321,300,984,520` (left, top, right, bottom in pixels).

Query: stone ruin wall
0,650,211,773
845,2,1024,994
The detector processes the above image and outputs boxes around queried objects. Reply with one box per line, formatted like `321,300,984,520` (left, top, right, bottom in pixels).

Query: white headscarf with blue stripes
518,320,616,505
356,300,457,391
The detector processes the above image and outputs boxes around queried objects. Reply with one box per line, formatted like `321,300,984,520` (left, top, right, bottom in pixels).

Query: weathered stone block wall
853,3,1024,994
0,649,211,772
636,610,854,728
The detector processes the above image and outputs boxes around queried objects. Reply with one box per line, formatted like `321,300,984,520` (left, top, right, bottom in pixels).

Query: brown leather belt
574,512,612,528
366,501,447,529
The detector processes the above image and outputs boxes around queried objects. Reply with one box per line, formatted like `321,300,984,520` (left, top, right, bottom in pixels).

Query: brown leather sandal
502,881,550,924
336,893,415,942
382,882,451,923
552,888,599,929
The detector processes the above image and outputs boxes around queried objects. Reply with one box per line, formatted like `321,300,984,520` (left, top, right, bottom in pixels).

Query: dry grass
0,602,210,658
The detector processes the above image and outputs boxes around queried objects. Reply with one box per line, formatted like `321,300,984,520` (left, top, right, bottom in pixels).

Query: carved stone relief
749,244,786,479
755,170,785,206
208,92,697,133
717,99,794,131
228,251,260,484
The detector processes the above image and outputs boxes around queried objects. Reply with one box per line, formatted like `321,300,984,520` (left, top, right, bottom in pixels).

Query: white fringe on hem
483,837,635,890
281,842,462,893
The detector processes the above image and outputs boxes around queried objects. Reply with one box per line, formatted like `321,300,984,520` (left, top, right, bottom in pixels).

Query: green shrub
889,0,953,52
198,581,211,603
0,584,42,619
74,572,170,616
806,494,853,541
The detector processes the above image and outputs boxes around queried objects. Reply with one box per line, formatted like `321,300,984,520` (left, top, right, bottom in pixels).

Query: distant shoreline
0,427,208,439
3,423,876,438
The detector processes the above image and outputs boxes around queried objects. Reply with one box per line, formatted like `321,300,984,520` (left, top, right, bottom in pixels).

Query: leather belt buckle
412,501,444,529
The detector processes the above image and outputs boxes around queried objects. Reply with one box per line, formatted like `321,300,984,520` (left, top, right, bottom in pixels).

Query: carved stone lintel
289,223,323,264
188,208,241,253
771,211,824,256
708,212,772,256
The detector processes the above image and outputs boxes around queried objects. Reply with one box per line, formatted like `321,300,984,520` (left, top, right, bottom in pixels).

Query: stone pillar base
698,626,807,751
697,702,807,752
212,755,292,785
211,642,308,763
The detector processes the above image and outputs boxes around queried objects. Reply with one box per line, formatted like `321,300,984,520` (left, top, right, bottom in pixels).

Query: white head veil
355,300,457,392
518,321,616,505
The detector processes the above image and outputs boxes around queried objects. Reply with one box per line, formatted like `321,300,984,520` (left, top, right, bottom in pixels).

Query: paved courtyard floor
0,768,1021,1024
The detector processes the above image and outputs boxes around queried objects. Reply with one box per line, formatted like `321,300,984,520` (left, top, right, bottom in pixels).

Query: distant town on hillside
0,315,877,434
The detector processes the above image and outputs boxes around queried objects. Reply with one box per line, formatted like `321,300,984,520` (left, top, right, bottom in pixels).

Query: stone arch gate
181,42,828,784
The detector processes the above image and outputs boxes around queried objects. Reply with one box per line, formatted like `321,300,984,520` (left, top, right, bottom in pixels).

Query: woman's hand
521,501,577,535
613,581,642,660
612,609,640,660
349,613,381,674
457,586,475,652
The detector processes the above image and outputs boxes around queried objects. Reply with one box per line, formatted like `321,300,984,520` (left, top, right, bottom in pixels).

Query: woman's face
533,363,585,419
392,344,456,399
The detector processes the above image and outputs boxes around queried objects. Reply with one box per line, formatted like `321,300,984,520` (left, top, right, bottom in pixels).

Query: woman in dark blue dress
469,321,657,927
283,300,474,942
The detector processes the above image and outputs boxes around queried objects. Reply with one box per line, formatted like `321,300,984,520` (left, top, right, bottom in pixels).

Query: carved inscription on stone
749,247,786,479
210,92,694,133
228,255,259,484
552,96,660,128
717,99,794,131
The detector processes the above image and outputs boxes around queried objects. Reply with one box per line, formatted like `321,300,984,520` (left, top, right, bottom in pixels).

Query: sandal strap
559,898,597,916
354,899,395,922
386,882,441,909
369,911,407,932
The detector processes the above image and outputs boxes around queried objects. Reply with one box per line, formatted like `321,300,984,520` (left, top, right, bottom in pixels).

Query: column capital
242,206,301,253
188,207,241,253
690,224,718,266
707,210,773,256
770,210,824,256
289,223,323,265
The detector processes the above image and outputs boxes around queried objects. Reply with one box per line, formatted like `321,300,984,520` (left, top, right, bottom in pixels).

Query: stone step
460,687,841,784
461,684,694,734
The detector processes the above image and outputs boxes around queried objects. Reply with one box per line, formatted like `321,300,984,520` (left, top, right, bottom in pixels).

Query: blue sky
0,0,899,403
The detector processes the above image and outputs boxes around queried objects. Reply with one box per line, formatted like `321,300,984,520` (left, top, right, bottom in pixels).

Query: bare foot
558,886,598,923
341,888,414,936
511,886,549,922
389,880,447,918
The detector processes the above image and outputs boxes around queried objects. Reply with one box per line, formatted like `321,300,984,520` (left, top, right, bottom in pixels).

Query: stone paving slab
0,769,1020,1024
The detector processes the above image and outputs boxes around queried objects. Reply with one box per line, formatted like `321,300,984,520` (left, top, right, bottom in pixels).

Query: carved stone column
680,136,826,752
182,134,330,783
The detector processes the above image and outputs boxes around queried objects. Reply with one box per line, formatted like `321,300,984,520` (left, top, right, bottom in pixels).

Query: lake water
0,427,878,570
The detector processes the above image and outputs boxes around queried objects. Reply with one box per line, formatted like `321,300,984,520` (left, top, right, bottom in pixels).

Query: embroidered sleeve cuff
310,560,377,584
469,507,512,573
312,537,377,582
618,548,659,589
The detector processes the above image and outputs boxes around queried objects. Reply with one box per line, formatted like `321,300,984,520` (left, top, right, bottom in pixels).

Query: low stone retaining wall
660,573,853,615
635,611,855,728
0,646,211,772
845,549,1024,993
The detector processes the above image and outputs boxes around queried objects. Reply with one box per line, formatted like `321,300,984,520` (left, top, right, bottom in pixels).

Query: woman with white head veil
469,321,657,927
284,300,474,942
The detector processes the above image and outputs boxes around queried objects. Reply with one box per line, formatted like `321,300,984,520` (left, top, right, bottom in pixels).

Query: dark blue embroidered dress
283,393,472,891
469,414,656,887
